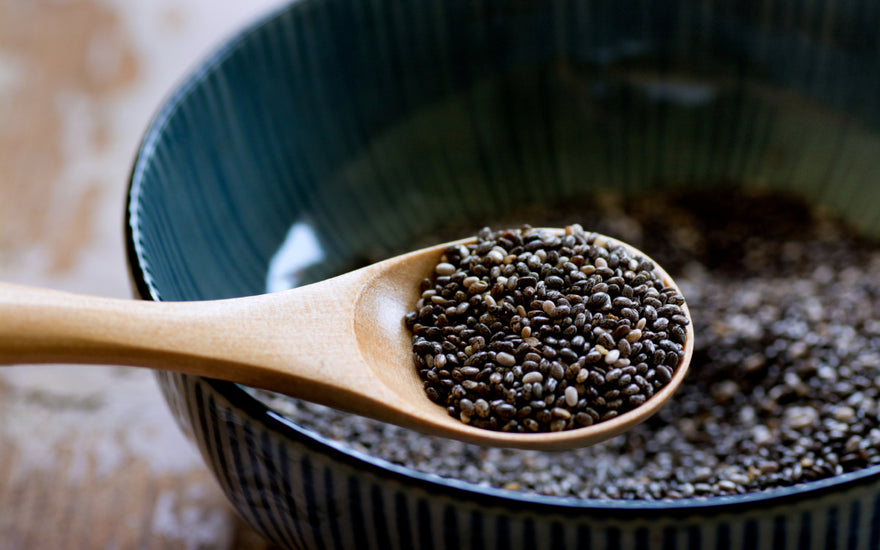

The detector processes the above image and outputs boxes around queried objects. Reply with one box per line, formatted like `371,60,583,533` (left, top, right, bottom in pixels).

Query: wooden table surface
0,1,287,548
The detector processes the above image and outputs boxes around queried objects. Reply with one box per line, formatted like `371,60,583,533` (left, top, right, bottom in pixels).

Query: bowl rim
125,0,880,515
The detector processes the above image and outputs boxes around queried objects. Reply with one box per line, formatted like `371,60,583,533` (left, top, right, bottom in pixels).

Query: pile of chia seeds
405,225,688,433
258,190,880,499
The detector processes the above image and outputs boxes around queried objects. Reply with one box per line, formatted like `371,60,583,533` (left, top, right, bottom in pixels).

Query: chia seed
405,225,689,433
257,190,880,500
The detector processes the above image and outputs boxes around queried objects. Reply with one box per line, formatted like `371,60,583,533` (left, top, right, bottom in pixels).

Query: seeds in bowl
404,225,689,432
256,190,880,500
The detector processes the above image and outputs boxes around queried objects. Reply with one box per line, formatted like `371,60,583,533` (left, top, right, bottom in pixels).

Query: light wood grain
0,389,278,549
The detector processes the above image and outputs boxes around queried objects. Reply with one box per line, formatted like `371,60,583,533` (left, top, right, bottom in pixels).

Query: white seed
565,386,579,407
625,329,643,343
605,349,621,364
435,262,456,275
833,406,855,422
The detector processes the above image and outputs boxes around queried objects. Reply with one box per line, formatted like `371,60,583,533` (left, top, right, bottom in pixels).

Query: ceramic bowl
127,1,880,548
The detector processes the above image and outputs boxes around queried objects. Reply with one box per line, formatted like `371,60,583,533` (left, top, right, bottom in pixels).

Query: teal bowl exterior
127,1,880,548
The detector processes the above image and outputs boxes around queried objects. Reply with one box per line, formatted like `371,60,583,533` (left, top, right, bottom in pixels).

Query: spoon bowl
0,231,692,450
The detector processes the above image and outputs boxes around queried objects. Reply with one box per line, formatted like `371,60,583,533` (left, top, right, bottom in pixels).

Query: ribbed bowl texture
127,1,880,548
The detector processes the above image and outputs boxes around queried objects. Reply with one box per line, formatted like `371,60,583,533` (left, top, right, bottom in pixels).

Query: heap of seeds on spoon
405,224,689,433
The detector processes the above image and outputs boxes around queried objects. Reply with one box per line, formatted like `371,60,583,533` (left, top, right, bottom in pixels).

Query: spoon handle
0,281,230,370
0,274,397,412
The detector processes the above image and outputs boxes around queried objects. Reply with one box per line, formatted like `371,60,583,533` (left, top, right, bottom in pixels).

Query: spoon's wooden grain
0,234,693,450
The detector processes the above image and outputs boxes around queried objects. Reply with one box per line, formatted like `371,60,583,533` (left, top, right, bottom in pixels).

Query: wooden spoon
0,232,693,451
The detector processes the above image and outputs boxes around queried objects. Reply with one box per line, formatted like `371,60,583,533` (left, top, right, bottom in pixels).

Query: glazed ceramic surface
127,0,880,548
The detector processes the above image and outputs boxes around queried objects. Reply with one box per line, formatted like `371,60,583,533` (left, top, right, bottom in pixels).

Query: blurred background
0,0,286,547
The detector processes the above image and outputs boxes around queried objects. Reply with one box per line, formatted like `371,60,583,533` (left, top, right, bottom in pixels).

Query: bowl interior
130,0,880,304
128,0,880,503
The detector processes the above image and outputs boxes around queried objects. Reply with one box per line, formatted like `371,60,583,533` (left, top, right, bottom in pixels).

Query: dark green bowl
127,1,880,548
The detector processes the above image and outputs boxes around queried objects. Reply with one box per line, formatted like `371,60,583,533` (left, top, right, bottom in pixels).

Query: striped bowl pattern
127,0,880,548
